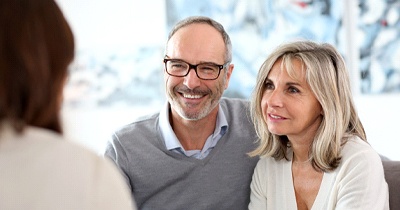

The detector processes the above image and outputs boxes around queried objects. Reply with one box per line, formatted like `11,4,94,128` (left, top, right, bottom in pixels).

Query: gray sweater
105,98,259,210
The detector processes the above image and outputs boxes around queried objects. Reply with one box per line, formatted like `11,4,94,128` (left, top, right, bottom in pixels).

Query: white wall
57,0,166,154
355,94,400,160
56,0,166,49
58,0,400,160
61,106,161,154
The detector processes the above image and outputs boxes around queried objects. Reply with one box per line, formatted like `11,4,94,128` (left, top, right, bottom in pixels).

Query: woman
0,0,136,209
248,40,389,209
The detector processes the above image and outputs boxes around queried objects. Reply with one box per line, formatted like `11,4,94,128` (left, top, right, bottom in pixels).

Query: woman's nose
265,90,283,107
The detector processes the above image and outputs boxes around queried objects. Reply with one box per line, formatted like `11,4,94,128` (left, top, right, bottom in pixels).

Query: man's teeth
183,94,202,99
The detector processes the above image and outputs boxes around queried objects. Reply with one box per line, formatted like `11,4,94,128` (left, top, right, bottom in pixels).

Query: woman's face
261,58,323,142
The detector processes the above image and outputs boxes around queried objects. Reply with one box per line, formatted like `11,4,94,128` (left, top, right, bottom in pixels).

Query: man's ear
224,63,234,89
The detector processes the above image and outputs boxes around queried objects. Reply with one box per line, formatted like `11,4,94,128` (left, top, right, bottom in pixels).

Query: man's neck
170,108,218,150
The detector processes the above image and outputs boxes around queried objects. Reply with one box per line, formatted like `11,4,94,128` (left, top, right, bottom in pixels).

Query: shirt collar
159,101,228,151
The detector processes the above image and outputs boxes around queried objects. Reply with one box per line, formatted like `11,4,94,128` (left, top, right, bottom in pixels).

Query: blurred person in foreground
0,0,136,209
104,16,259,209
248,40,389,210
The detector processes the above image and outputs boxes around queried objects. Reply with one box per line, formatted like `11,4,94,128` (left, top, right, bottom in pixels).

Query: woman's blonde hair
249,40,366,171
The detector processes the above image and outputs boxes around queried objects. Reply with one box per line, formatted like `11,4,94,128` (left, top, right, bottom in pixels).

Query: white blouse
0,124,136,210
249,136,389,210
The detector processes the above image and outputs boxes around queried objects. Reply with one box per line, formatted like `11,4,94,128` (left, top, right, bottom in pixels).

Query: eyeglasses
163,58,229,80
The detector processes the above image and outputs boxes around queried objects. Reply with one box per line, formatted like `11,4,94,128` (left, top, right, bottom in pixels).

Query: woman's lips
268,113,286,121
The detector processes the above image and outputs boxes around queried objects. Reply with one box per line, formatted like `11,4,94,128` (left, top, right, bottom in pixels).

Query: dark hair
0,0,75,133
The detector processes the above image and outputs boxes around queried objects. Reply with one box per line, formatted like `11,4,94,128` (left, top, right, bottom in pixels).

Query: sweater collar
158,102,228,152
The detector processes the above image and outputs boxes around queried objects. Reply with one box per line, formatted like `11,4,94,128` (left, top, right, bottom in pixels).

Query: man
105,16,259,210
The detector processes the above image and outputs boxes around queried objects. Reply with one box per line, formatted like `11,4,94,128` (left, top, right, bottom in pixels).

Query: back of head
0,0,75,133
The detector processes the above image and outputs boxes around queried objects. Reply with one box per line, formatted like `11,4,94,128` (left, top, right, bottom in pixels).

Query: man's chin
179,109,202,120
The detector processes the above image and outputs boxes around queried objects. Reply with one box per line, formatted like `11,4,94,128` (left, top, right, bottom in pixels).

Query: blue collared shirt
159,102,228,159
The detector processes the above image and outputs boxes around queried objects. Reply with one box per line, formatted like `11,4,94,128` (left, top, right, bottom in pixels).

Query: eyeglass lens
165,60,221,80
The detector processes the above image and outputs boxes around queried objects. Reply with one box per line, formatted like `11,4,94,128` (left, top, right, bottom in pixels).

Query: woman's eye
288,86,300,93
264,82,274,89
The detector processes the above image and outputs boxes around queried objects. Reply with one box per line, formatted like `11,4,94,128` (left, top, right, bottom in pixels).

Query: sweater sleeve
104,132,132,190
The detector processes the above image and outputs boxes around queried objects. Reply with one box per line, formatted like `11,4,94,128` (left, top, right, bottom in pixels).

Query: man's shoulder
220,97,250,107
220,97,251,114
220,97,253,126
114,112,160,136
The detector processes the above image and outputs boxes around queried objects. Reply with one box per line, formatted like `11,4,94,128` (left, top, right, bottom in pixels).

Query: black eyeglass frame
163,58,229,80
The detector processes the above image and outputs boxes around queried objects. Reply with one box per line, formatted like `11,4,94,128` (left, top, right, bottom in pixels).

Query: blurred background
56,0,400,160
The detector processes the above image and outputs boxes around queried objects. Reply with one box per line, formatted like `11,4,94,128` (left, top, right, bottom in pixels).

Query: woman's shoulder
0,125,135,210
340,135,382,166
342,136,377,156
1,125,116,172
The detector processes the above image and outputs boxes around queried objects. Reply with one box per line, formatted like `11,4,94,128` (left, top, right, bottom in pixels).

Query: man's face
164,23,233,121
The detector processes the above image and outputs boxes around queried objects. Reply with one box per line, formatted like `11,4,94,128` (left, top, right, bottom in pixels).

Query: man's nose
183,67,201,89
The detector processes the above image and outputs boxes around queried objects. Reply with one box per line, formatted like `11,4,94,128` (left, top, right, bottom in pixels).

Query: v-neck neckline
285,150,334,210
163,131,228,164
